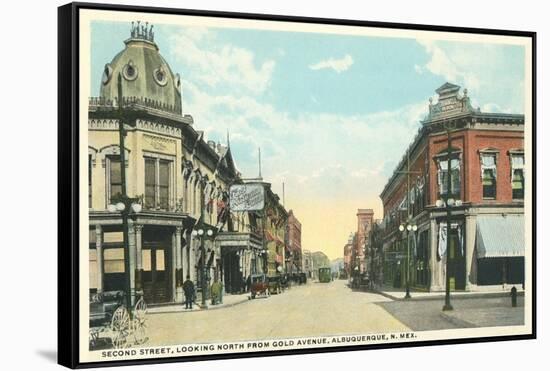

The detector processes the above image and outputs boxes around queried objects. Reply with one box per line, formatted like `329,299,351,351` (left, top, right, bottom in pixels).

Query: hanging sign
229,184,265,211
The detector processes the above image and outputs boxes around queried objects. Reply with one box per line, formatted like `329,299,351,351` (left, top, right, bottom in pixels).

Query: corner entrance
449,227,466,290
142,228,173,304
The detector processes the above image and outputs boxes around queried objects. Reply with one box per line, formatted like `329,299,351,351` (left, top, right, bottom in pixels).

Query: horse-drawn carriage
89,291,147,349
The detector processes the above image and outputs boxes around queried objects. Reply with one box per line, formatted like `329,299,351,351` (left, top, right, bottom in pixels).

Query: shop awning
216,232,263,250
476,215,524,258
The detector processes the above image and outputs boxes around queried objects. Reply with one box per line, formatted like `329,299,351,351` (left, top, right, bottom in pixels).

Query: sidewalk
376,294,525,330
147,292,251,314
371,284,524,301
369,284,526,330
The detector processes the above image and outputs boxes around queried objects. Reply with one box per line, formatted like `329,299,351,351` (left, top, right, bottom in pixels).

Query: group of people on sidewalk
182,275,224,310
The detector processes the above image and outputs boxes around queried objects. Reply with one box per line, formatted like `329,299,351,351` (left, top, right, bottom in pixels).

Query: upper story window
144,156,173,210
480,153,497,199
89,154,92,208
106,156,123,204
437,157,460,198
511,153,524,200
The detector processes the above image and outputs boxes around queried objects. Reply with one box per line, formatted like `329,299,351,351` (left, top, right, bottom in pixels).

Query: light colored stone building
88,22,261,305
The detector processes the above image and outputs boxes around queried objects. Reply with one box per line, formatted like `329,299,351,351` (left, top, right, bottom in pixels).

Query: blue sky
90,21,525,259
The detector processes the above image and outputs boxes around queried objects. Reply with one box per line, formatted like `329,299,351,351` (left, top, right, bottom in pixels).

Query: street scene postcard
75,5,534,365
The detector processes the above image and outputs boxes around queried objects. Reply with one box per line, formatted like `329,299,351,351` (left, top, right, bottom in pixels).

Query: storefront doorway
142,228,173,304
449,227,466,290
223,250,243,294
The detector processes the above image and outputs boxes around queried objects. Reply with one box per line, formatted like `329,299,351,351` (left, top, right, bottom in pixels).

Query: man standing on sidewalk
210,278,222,305
183,275,195,310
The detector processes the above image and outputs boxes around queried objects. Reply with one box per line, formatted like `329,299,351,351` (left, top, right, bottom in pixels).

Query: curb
148,296,250,315
371,289,524,302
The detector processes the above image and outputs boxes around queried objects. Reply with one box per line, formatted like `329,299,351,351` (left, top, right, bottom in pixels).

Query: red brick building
343,233,354,278
355,209,374,273
379,82,525,292
286,210,302,273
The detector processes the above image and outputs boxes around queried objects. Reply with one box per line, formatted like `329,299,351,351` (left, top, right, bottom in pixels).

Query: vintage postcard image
78,8,533,364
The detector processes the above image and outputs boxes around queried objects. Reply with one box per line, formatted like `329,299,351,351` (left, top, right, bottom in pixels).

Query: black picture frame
58,2,536,368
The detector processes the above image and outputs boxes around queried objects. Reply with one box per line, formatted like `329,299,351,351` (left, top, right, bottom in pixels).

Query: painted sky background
90,21,525,260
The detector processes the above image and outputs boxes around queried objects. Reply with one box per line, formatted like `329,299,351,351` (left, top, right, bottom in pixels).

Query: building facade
262,184,288,276
286,210,303,274
354,209,374,273
88,22,261,306
343,233,354,278
379,82,525,292
302,249,313,278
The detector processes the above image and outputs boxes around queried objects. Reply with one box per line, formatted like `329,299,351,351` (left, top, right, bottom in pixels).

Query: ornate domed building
87,22,263,307
99,21,182,115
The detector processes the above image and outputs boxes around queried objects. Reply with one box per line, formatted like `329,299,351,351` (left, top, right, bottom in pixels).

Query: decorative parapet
89,96,182,116
423,82,478,124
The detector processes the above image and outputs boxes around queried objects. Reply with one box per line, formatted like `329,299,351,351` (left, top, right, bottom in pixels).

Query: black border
57,2,537,368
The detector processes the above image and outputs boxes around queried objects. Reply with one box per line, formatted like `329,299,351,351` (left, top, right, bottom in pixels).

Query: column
95,225,103,293
175,226,183,302
128,224,136,305
171,232,177,302
429,217,443,291
189,234,197,285
182,229,190,280
464,215,477,291
135,225,143,293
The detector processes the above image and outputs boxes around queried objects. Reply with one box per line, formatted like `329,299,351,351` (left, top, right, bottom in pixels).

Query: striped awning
476,215,524,258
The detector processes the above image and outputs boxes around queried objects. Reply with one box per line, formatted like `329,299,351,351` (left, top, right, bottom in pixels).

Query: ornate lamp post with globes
399,221,417,299
192,176,218,308
436,119,463,312
106,73,143,311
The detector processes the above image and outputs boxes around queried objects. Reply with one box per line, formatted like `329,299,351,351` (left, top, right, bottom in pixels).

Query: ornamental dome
99,21,182,115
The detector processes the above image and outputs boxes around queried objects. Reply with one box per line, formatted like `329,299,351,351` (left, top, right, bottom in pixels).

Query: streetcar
318,267,332,283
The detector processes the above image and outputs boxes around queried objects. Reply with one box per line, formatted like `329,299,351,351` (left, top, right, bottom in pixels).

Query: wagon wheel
132,297,148,345
89,328,99,348
111,306,130,349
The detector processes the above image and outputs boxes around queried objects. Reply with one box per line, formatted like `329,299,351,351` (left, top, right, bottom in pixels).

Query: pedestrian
183,275,195,310
246,275,251,292
210,278,222,305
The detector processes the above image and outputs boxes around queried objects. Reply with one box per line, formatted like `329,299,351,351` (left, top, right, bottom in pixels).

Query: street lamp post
399,221,417,299
441,120,459,311
108,73,143,311
192,223,216,308
192,178,217,308
395,145,422,300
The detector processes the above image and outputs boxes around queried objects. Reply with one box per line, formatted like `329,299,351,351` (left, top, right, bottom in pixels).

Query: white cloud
169,28,275,94
481,103,512,114
414,64,423,74
309,54,354,73
415,39,525,114
417,39,480,90
168,29,429,204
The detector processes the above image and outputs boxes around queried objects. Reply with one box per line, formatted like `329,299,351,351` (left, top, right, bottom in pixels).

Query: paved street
145,280,409,346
